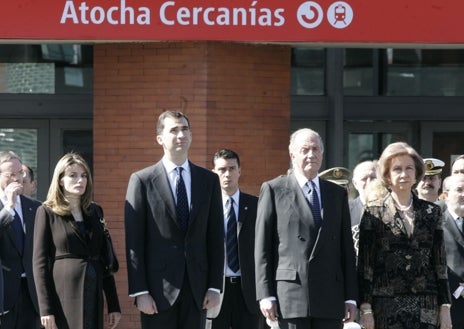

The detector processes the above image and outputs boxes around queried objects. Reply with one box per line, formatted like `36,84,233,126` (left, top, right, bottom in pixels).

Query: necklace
394,197,413,212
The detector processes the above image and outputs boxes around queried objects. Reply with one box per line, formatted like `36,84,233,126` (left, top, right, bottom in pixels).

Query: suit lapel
189,162,202,228
285,175,322,260
309,180,332,258
444,211,464,248
237,193,249,234
152,161,178,226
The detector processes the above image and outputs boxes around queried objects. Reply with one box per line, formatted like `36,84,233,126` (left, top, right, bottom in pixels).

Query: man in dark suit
442,174,464,329
125,111,224,329
255,128,358,329
207,149,265,329
0,201,15,316
0,151,41,329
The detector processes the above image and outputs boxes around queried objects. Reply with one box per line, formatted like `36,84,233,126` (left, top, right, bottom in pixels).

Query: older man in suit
207,149,264,329
255,128,358,329
0,203,15,316
442,174,464,329
125,111,224,329
0,151,41,329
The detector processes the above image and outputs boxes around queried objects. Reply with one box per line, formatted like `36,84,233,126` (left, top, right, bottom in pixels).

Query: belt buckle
229,276,239,284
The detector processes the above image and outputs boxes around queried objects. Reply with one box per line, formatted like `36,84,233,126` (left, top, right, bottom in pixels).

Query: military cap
319,167,351,186
423,158,445,176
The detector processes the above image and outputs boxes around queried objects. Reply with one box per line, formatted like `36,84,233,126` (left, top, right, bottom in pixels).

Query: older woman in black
33,153,121,329
358,142,452,329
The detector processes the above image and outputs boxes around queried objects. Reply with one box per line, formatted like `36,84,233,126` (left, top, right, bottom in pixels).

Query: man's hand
344,303,358,322
136,294,158,315
259,299,278,321
202,290,220,309
108,312,121,329
41,315,57,329
4,182,22,208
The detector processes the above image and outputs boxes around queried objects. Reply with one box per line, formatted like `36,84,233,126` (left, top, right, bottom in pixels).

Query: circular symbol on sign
297,1,324,29
327,1,353,28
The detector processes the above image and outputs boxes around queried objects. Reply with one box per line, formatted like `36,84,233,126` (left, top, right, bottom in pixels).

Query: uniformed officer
319,167,352,192
416,158,445,203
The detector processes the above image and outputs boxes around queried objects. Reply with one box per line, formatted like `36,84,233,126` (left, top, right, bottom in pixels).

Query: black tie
176,167,189,232
309,181,322,227
226,198,239,273
12,210,24,252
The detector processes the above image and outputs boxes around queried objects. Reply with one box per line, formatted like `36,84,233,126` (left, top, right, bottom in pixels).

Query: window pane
385,49,464,96
63,130,93,173
343,49,373,96
348,132,406,170
291,48,325,95
0,44,93,95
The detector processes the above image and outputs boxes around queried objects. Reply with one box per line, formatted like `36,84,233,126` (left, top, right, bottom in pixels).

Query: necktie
226,198,239,272
176,167,189,232
456,217,463,233
309,180,322,227
12,210,25,252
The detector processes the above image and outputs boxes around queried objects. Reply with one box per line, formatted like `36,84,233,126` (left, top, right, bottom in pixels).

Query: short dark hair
23,164,34,181
212,149,240,168
156,111,190,135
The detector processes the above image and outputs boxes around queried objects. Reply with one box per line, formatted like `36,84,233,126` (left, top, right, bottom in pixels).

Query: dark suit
358,194,451,328
209,192,263,329
0,208,15,314
255,174,358,326
443,209,464,329
0,195,41,329
125,160,224,329
33,203,120,329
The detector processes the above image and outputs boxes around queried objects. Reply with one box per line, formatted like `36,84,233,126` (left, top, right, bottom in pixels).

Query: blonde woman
358,142,452,329
33,153,121,329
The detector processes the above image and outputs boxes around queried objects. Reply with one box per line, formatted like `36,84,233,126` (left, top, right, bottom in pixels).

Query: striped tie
226,198,239,272
309,180,322,227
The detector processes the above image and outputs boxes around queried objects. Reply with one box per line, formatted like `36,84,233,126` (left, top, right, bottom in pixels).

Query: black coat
33,203,120,329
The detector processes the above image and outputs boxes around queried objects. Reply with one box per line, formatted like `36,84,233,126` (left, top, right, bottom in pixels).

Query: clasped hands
136,290,220,315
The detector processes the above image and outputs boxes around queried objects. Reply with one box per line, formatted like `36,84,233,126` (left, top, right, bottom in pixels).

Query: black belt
226,276,241,284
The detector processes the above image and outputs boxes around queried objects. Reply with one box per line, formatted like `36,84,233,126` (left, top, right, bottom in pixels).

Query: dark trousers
211,277,265,329
141,276,206,329
279,317,343,329
0,278,40,329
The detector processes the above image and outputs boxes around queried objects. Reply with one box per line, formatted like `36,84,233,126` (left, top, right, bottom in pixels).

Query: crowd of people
1,110,464,329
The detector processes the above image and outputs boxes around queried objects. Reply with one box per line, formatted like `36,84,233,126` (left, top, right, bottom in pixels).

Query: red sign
0,0,462,43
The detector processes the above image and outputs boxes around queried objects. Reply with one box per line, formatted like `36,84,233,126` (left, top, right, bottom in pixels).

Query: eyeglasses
0,170,26,179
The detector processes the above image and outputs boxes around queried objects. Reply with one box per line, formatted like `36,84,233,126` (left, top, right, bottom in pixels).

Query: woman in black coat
33,153,121,329
358,142,452,329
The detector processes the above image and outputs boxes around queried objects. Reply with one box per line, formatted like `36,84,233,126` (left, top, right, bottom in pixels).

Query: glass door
344,122,413,170
0,119,92,200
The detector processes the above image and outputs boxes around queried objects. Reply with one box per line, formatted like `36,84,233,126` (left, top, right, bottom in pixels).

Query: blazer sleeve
357,207,377,305
0,207,14,231
124,172,149,295
432,208,452,305
254,181,276,300
205,172,225,291
103,275,121,313
32,205,58,316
